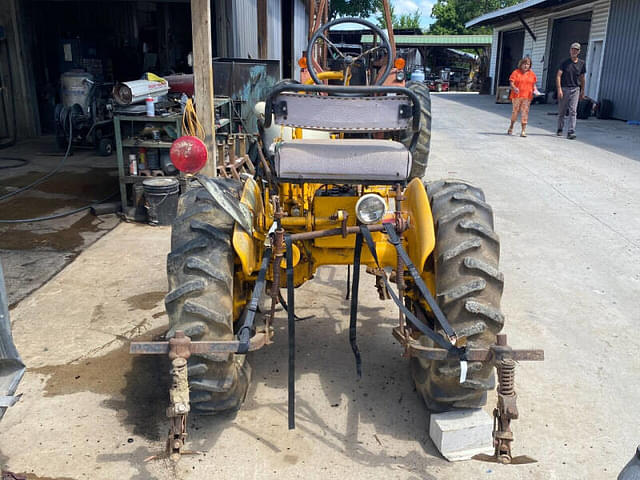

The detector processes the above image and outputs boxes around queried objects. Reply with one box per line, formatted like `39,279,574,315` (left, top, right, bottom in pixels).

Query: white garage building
467,0,640,121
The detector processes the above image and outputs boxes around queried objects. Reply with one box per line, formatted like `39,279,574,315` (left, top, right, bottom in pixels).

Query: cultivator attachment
131,330,271,460
131,205,543,463
393,329,543,463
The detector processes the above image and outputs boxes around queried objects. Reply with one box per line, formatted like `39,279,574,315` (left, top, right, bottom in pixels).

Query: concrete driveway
1,93,639,479
0,137,120,306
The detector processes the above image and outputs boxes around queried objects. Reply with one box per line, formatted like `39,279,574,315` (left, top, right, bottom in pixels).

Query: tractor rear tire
400,81,431,179
411,179,505,411
165,180,251,415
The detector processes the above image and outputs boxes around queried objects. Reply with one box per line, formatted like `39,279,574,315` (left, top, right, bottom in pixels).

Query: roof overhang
466,0,594,28
361,34,492,48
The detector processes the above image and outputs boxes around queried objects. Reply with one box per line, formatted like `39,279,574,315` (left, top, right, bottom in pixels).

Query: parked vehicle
447,68,471,90
130,6,542,465
426,70,450,92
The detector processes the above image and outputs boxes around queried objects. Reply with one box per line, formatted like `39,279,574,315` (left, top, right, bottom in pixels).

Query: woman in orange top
508,57,540,137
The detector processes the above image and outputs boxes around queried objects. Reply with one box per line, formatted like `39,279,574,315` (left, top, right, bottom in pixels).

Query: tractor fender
196,174,254,234
403,177,436,272
233,177,266,276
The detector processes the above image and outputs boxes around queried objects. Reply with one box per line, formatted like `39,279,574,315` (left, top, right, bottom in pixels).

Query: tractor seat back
265,84,420,184
275,139,412,184
270,92,413,132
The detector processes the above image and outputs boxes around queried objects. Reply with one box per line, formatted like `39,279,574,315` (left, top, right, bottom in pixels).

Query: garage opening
545,11,591,92
27,0,194,134
497,29,524,88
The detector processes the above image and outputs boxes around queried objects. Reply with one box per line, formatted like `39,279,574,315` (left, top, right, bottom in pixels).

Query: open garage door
546,11,591,93
496,29,524,87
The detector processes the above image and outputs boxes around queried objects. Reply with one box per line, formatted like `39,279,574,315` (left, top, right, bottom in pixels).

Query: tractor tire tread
412,179,504,411
165,180,250,415
401,81,432,179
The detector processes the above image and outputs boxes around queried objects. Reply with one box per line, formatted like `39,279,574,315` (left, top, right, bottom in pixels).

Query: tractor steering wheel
306,17,393,86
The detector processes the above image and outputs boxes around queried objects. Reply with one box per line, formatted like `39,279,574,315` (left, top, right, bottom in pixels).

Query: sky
388,0,437,29
332,0,437,31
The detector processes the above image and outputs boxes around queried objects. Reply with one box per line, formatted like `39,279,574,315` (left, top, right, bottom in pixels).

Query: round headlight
355,194,387,225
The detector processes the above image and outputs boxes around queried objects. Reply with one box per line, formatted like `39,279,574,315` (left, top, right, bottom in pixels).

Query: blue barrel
142,177,180,225
411,69,425,83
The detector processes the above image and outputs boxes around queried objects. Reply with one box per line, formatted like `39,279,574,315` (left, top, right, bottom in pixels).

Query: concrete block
429,409,494,462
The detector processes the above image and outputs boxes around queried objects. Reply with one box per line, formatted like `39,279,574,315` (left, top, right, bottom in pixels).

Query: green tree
375,1,422,29
429,0,521,34
330,0,378,19
397,10,422,29
329,1,423,29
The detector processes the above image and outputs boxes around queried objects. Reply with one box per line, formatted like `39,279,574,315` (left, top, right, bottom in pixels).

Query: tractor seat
275,139,412,184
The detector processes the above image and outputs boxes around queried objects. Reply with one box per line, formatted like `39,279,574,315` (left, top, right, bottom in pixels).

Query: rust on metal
289,221,407,242
391,327,544,361
267,226,286,344
340,211,349,238
130,331,270,355
391,329,542,464
168,330,192,360
167,356,190,461
494,355,518,464
394,183,409,346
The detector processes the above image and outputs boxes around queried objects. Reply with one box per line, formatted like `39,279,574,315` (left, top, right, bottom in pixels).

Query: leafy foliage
330,0,421,29
374,1,421,29
330,0,378,19
429,0,522,34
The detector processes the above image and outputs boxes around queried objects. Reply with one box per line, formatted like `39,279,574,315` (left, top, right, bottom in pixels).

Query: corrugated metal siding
232,0,258,58
267,0,282,77
523,18,535,57
599,0,640,120
292,0,308,80
589,0,610,40
530,17,549,83
584,0,609,99
362,34,492,46
489,30,499,90
215,0,231,57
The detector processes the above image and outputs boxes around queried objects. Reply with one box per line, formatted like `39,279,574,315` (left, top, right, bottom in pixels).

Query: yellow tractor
132,15,542,464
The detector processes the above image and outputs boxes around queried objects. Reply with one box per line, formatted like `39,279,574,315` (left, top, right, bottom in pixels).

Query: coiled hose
0,115,117,223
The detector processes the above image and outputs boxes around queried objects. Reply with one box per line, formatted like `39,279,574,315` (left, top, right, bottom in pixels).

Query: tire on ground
400,81,432,180
411,179,505,411
165,180,251,414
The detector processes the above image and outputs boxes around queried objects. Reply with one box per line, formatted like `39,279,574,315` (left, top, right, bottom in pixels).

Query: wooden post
191,0,216,177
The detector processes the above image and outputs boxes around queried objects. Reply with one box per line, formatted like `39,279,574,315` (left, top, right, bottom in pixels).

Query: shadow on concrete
175,266,448,476
0,136,121,306
435,93,640,163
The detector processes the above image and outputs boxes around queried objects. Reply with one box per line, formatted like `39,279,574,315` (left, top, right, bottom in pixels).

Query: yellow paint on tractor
232,176,437,299
230,71,438,319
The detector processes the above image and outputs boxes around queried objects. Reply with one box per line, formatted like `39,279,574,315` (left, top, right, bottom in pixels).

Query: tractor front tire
411,179,505,411
165,181,251,414
401,81,432,180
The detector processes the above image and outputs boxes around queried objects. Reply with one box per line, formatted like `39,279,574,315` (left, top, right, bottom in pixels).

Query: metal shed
598,0,640,121
467,0,622,110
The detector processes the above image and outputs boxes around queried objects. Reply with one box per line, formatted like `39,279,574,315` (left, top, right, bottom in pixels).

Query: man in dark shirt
556,42,586,139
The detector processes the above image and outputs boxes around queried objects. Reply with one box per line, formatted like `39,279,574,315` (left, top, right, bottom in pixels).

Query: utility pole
190,0,216,176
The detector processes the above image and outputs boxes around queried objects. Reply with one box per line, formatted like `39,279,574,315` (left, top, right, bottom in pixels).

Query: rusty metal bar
130,331,270,355
288,222,403,242
391,328,544,362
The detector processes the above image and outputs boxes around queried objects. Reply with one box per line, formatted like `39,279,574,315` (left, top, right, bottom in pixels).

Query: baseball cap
571,42,581,50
